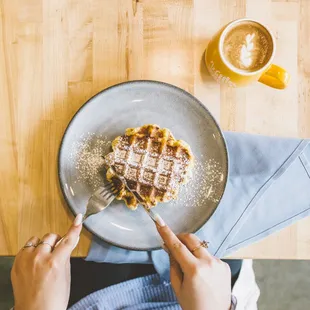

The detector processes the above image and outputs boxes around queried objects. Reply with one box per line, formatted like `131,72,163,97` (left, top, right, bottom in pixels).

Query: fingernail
74,214,83,226
162,243,169,253
154,214,165,227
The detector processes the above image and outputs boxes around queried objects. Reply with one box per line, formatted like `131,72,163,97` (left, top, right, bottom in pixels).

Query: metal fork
110,166,161,224
82,182,119,222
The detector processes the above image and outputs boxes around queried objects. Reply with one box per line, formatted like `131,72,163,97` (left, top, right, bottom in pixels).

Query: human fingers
36,233,62,254
52,214,83,261
18,236,40,255
169,254,183,294
177,234,211,259
13,236,40,277
156,218,196,270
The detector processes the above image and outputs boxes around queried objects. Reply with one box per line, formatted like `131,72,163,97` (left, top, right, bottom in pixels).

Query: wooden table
1,0,309,258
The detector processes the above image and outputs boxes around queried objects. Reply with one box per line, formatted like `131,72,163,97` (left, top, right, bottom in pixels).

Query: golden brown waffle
104,124,194,210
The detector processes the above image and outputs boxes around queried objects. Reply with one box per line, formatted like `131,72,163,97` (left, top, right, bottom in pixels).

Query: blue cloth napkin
86,132,310,279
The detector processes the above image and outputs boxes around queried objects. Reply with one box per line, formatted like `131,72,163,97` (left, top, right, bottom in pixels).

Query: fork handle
82,213,91,223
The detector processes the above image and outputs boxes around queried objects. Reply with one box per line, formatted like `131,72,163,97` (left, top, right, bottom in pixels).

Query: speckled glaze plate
58,81,228,251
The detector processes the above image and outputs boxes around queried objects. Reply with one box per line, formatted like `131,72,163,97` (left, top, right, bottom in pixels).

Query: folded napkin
86,132,310,279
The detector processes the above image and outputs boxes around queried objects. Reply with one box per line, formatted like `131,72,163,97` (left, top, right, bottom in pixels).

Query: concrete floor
254,260,310,310
1,258,310,309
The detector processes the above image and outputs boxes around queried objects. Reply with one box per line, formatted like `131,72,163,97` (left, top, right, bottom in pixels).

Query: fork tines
99,182,119,199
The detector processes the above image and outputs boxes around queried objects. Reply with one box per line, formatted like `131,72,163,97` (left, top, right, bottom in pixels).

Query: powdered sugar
70,133,111,189
70,133,224,207
172,156,224,208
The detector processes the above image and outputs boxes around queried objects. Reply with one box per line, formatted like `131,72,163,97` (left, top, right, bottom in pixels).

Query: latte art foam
223,21,273,72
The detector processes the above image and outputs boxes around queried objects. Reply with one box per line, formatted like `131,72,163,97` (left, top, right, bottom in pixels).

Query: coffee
222,21,273,72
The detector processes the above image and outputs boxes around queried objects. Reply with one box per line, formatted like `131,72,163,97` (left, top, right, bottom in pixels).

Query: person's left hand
11,214,83,310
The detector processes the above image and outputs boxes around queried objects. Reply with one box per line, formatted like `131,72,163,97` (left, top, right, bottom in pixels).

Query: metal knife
110,166,161,224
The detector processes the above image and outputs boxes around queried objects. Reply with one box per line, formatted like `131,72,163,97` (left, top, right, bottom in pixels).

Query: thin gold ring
23,242,37,249
37,241,54,250
191,240,209,253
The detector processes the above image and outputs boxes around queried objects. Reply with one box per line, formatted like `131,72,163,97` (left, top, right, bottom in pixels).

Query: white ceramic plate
58,81,228,250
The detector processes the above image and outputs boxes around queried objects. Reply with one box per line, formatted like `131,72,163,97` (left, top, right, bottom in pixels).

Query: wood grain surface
0,0,309,258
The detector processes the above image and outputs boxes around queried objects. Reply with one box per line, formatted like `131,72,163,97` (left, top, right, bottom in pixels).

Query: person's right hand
156,219,232,310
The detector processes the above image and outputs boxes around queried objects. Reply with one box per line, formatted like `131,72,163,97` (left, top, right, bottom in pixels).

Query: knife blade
110,166,161,224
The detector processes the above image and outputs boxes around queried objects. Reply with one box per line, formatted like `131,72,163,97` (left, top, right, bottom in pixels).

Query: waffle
103,124,194,210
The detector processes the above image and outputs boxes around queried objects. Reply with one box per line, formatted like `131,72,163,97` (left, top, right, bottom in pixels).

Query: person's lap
69,258,242,307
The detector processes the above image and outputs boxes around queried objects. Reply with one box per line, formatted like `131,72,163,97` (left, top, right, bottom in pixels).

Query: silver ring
23,242,37,249
37,241,54,250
